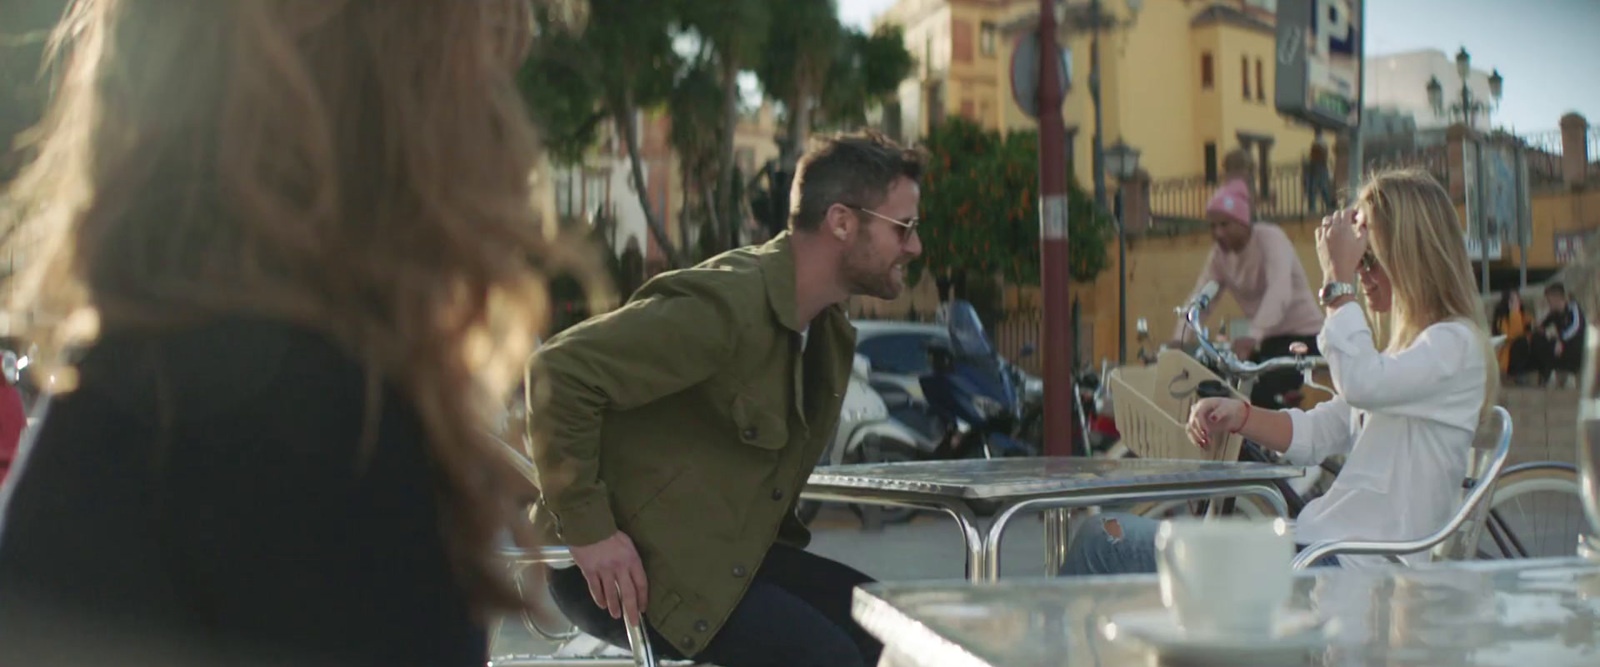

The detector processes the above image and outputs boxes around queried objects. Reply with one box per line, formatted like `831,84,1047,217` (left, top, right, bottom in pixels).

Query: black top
0,319,486,666
1541,303,1587,343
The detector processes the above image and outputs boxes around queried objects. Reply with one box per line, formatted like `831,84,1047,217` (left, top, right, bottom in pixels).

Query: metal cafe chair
491,545,662,667
1292,406,1513,569
487,434,679,667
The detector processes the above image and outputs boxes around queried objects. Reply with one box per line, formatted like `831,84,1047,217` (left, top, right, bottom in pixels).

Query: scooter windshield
946,301,994,358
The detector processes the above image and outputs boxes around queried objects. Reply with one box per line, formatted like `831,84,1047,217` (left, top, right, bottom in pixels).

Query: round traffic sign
1010,31,1072,120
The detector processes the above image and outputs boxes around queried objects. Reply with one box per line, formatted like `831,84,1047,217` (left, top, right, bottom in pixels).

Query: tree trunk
680,168,693,257
717,53,741,251
700,181,722,250
783,85,809,170
615,94,685,269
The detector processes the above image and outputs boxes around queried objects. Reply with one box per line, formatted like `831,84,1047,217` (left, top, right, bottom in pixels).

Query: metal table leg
934,501,988,581
1043,508,1071,576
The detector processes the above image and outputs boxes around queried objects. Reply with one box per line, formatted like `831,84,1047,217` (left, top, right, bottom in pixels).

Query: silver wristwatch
1318,281,1359,307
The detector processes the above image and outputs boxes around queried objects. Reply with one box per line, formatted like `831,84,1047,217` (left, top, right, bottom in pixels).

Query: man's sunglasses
847,205,919,240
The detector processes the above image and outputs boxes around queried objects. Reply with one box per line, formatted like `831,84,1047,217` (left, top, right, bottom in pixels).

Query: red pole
1037,0,1074,457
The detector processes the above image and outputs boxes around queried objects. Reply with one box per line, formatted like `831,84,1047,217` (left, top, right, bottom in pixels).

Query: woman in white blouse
1061,169,1497,573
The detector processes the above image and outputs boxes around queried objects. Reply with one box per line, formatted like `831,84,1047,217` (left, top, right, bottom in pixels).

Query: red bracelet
1231,401,1251,434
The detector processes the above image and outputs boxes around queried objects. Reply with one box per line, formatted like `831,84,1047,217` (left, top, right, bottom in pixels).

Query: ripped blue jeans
1057,512,1339,576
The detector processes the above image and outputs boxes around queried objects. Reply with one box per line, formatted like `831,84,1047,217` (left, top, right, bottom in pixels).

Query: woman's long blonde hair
3,0,591,613
1357,169,1499,417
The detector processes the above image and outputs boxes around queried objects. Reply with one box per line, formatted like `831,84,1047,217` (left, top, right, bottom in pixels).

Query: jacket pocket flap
731,393,788,450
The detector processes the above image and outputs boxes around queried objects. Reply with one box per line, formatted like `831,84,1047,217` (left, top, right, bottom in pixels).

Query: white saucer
1102,608,1333,665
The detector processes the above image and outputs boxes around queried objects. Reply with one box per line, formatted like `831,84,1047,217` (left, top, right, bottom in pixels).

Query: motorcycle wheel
847,437,920,527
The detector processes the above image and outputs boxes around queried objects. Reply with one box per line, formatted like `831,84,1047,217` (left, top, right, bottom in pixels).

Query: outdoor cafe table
801,457,1301,581
852,556,1600,667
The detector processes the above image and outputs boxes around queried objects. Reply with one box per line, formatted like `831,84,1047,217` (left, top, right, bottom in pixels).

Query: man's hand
569,531,649,625
1231,337,1257,361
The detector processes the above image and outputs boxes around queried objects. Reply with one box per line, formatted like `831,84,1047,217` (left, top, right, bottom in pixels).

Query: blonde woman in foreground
0,1,560,665
1061,168,1497,573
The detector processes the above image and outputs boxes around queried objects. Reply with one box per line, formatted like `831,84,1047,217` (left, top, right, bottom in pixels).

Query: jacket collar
759,232,805,332
758,231,851,333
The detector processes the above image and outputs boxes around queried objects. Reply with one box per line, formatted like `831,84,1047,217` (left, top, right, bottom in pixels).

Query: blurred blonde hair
1357,168,1499,418
3,0,601,613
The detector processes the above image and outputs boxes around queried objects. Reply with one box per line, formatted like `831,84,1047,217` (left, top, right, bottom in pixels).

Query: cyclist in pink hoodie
1171,178,1326,408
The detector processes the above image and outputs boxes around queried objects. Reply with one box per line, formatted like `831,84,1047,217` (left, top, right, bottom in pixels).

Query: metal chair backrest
490,436,660,667
1433,405,1515,561
1292,406,1513,568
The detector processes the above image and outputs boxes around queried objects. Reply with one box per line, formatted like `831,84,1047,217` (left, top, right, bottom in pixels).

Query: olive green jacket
526,233,856,656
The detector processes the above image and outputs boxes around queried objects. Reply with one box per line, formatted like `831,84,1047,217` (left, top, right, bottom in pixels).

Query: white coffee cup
1154,517,1294,638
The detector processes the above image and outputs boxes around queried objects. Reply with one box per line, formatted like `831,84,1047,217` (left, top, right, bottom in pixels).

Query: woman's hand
1316,208,1367,285
1186,398,1249,448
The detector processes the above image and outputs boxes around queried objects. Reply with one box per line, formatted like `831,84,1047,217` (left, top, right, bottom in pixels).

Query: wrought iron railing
1145,126,1600,223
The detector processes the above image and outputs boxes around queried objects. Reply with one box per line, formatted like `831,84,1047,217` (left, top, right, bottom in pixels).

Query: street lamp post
1075,0,1142,212
1426,47,1502,129
1426,46,1503,294
1105,138,1140,364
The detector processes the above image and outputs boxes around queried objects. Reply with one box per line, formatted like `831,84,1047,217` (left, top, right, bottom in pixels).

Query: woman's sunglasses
1359,251,1379,272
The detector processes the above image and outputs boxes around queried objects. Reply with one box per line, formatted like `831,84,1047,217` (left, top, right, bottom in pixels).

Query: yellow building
877,0,1323,188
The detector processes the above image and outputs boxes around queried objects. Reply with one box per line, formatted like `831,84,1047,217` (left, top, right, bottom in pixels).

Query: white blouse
1285,303,1488,567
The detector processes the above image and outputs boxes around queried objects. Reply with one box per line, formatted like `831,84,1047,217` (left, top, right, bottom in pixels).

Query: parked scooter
916,301,1034,459
797,353,925,526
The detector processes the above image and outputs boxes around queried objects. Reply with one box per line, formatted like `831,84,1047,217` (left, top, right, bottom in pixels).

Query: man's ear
824,203,855,241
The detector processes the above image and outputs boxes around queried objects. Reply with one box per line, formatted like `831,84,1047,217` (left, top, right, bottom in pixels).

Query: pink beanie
1205,179,1252,226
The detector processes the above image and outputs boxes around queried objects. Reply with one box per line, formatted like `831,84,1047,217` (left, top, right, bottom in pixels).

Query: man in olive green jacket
527,132,924,667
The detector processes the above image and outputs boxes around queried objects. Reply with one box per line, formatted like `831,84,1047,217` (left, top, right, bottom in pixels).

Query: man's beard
843,242,905,300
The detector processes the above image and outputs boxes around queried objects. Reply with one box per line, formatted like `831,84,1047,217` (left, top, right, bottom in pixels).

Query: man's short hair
788,131,924,232
1547,282,1567,296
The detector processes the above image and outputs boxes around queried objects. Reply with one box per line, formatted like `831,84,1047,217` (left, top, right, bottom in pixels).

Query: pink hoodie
1174,180,1325,342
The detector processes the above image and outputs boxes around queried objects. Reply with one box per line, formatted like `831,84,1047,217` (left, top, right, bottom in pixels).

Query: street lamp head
1488,68,1504,100
1106,138,1140,180
1427,75,1444,113
1455,46,1471,80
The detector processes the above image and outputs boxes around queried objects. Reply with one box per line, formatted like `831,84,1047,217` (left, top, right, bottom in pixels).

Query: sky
839,0,1599,133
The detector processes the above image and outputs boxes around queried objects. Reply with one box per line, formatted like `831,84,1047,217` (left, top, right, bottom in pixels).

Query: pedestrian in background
1493,289,1535,384
1534,282,1586,387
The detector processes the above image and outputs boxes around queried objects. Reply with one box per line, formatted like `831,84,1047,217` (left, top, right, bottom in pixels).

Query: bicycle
1123,282,1336,519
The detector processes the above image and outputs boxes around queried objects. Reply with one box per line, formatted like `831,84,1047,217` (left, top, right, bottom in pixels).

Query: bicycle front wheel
1480,464,1587,559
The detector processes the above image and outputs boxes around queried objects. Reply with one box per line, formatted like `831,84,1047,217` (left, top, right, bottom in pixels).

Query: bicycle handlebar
1178,285,1328,381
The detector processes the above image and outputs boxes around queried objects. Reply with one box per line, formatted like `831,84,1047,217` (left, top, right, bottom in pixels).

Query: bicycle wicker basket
1107,350,1246,462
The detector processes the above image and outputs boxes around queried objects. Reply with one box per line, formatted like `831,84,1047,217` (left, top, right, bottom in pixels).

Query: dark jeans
548,543,881,667
1504,336,1535,379
1250,334,1320,409
1305,168,1335,214
1533,333,1583,383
